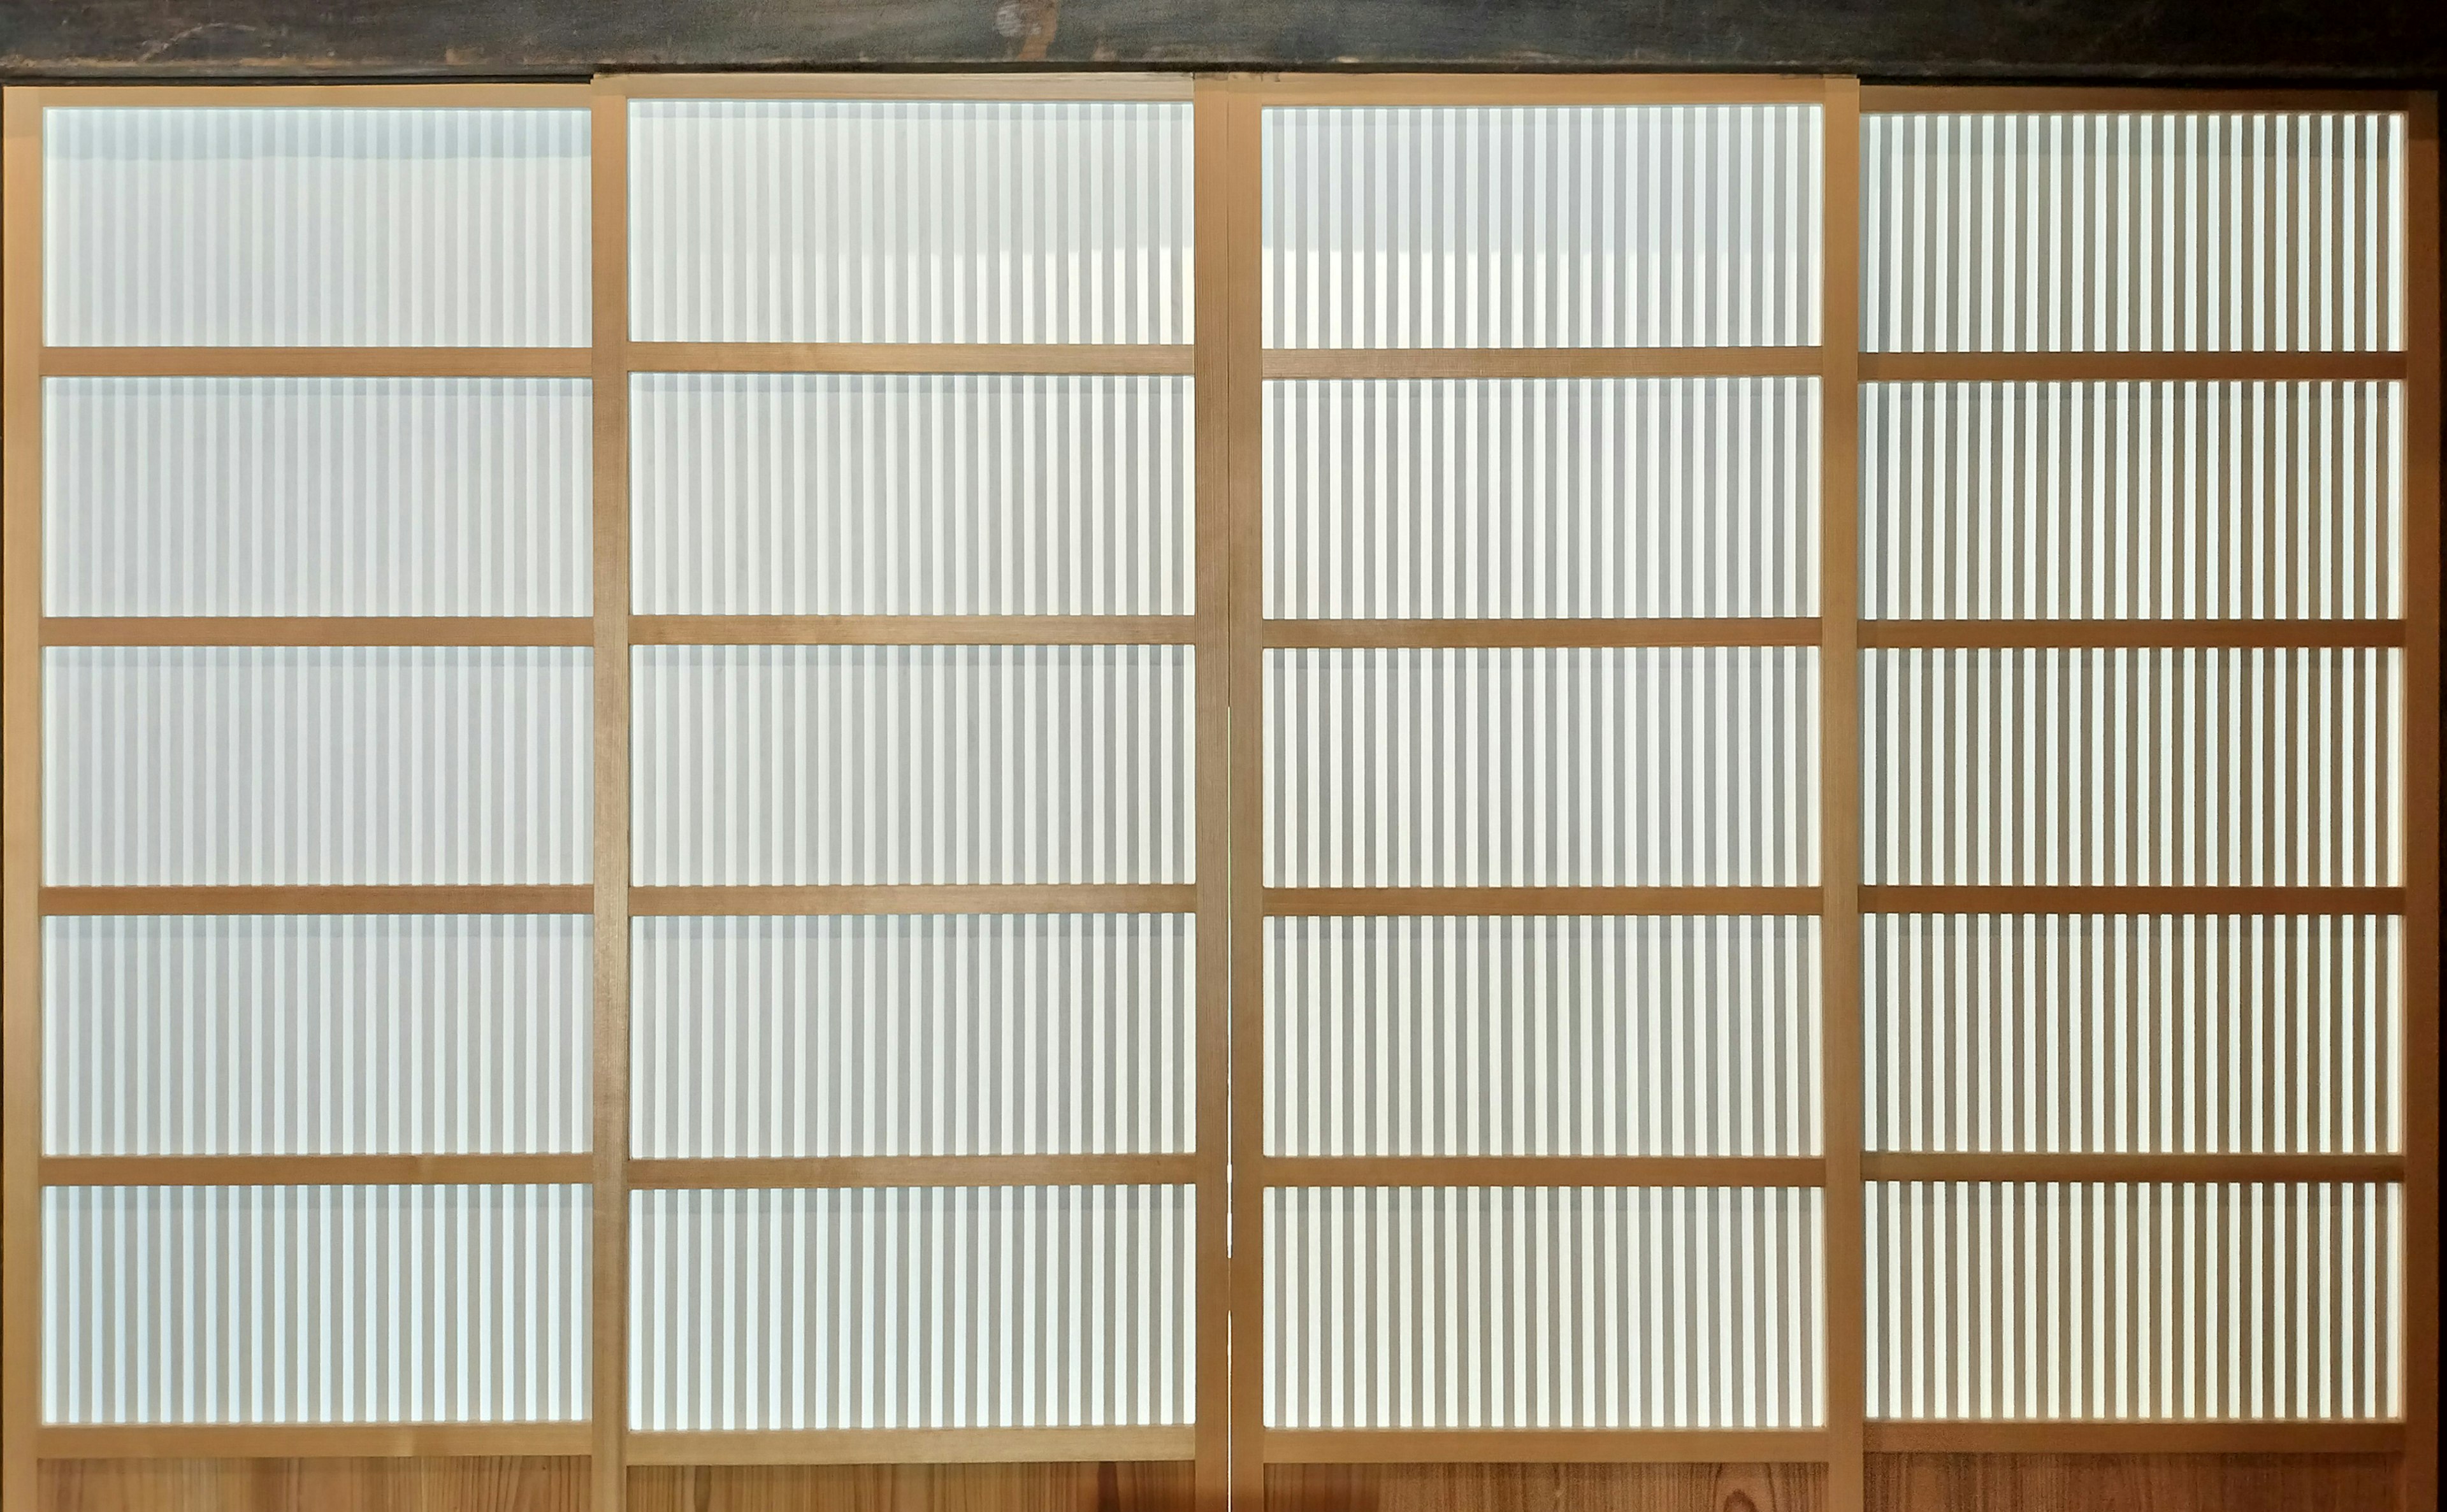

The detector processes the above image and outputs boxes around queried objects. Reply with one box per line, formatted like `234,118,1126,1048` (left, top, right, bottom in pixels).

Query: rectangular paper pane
633,914,1195,1158
1866,914,2401,1155
633,645,1192,886
1266,378,1819,619
1862,648,2399,886
1264,104,1821,349
45,377,591,618
45,915,590,1156
629,1186,1194,1430
1868,1181,2400,1419
45,107,589,347
628,100,1192,344
1863,112,2404,352
1265,1186,1823,1429
1266,647,1819,886
1267,915,1820,1156
43,1184,589,1423
632,374,1192,616
44,647,592,886
1862,382,2402,621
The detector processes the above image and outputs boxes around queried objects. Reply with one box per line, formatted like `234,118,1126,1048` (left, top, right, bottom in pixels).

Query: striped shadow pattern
45,914,591,1156
628,1185,1195,1430
1265,1185,1823,1429
1266,915,1821,1157
42,1184,590,1424
1867,1180,2402,1420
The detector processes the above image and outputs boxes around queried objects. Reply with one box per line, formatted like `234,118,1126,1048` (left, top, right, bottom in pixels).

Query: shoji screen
1852,92,2435,1512
1226,77,1846,1512
2,84,600,1509
610,77,1225,1512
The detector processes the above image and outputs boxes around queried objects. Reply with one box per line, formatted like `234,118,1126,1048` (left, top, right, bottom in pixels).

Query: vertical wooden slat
1,83,41,1512
1821,76,1868,1512
1220,73,1269,1512
589,82,633,1512
2399,87,2439,1512
1191,74,1235,1512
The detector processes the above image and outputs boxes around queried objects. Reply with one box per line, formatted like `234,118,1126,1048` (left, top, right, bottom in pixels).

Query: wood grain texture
1264,619,1821,650
37,1458,588,1512
1857,352,2404,383
38,349,589,378
627,343,1194,376
42,619,596,648
4,82,47,1512
1265,1462,1824,1512
1262,348,1819,379
1863,1453,2400,1512
1,1,2439,77
628,1462,1197,1512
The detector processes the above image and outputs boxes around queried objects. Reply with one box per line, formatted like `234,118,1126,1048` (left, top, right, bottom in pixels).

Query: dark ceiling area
0,0,2440,80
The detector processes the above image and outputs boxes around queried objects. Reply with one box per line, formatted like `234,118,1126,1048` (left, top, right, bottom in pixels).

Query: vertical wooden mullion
589,80,634,1512
1821,75,1868,1512
1220,72,1270,1512
2399,87,2439,1512
1192,72,1236,1512
1,83,42,1512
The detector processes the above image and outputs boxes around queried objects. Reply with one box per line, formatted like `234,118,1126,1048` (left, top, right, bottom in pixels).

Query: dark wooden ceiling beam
1,0,2440,81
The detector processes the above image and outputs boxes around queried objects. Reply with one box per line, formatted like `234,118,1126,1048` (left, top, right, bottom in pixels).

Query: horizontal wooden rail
1263,347,1819,379
1861,885,2405,915
43,617,595,648
629,1153,1198,1190
1863,1152,2406,1184
1862,619,2406,650
1262,1428,1833,1464
22,83,596,108
38,1422,593,1460
633,615,1201,646
42,885,593,916
1264,1155,1824,1188
613,73,1195,101
1860,1419,2406,1455
632,883,1197,916
1253,75,1832,106
1267,618,1821,649
1858,85,2419,115
42,1153,591,1187
41,347,591,378
626,1425,1197,1465
1859,350,2404,383
628,342,1194,375
1266,886,1823,917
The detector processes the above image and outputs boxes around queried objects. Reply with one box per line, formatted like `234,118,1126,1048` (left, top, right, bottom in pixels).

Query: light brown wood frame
0,71,2434,1512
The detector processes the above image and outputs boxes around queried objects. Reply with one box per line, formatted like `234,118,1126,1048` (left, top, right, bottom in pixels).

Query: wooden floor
33,1454,2404,1511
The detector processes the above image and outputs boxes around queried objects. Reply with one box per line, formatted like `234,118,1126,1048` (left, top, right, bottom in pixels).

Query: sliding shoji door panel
3,86,601,1497
1855,96,2426,1502
614,76,1219,1500
1237,78,1840,1501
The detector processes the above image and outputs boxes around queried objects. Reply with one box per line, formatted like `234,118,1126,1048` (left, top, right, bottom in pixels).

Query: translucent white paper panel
1862,648,2399,886
1863,382,2403,621
1863,112,2405,352
43,1184,589,1423
45,378,591,618
1267,916,1820,1156
1867,1181,2401,1419
1265,1186,1823,1428
1264,104,1821,348
633,914,1195,1158
629,1185,1194,1430
633,645,1192,886
44,647,592,885
45,915,590,1156
1866,914,2402,1155
1266,378,1819,619
629,100,1192,344
45,108,589,347
1266,647,1819,886
632,374,1193,616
